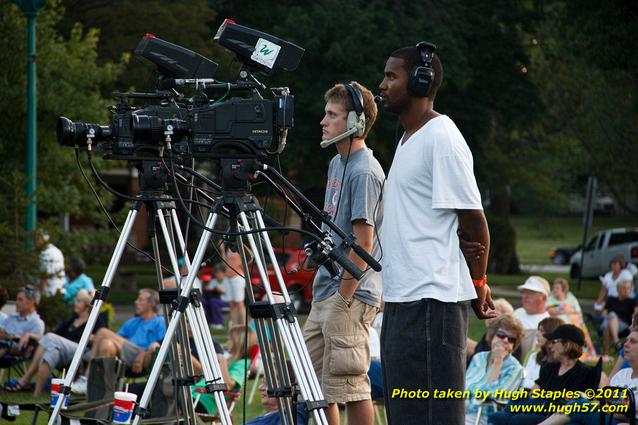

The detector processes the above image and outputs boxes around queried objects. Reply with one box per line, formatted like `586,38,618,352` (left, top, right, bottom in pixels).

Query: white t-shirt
40,243,65,296
513,308,549,330
369,326,381,359
601,269,634,298
523,351,541,388
609,367,638,416
381,115,482,303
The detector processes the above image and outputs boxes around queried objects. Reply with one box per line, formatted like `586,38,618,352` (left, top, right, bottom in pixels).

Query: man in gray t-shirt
304,81,384,425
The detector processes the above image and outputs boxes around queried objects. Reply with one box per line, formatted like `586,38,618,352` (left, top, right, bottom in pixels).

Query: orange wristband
472,276,487,287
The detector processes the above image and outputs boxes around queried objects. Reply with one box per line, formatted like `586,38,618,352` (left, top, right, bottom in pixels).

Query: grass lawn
513,215,636,264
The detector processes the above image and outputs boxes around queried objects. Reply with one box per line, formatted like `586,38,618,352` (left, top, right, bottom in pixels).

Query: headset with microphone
408,41,437,97
320,82,366,149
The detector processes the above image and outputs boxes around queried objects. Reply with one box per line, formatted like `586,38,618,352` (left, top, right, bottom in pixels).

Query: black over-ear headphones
408,41,437,97
345,83,366,138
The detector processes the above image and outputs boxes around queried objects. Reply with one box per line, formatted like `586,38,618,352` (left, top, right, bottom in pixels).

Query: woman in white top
522,317,564,388
595,254,635,309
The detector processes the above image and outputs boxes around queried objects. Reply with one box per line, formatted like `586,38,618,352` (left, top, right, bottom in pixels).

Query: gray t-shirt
313,147,385,307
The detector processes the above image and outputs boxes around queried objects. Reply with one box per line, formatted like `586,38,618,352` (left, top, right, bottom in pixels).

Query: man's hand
131,350,146,373
18,333,32,351
458,230,485,262
471,284,496,320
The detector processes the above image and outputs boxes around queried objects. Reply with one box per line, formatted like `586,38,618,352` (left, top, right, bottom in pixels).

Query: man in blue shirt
0,286,45,358
91,289,165,372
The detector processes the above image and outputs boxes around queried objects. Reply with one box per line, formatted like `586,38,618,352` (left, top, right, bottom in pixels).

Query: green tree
210,0,544,272
528,0,638,216
0,0,125,289
57,0,236,93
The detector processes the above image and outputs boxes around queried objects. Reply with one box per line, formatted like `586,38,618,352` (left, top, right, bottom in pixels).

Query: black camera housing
57,26,299,159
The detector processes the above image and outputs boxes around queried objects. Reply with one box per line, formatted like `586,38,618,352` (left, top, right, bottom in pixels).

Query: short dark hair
390,46,443,99
69,258,86,275
324,81,378,139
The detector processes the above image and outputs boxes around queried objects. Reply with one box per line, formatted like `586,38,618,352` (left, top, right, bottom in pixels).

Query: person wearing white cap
513,276,551,359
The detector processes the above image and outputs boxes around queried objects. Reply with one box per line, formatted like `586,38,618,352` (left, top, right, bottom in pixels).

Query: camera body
57,23,302,159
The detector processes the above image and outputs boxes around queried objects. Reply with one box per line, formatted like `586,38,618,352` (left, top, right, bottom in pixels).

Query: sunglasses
495,330,517,344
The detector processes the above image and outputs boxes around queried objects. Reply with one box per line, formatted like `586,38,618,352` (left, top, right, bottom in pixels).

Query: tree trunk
487,185,521,274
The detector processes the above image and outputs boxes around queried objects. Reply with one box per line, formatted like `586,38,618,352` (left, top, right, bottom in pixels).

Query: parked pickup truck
570,228,638,278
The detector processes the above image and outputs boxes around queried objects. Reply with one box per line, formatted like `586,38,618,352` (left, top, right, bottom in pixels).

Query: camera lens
56,117,76,146
131,114,163,142
56,117,113,147
131,114,189,143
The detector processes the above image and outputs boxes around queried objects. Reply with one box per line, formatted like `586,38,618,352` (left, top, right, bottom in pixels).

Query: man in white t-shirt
35,231,65,297
377,42,495,425
513,276,550,359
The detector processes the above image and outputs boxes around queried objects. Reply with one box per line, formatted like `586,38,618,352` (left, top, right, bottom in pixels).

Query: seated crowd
461,263,638,425
2,253,638,425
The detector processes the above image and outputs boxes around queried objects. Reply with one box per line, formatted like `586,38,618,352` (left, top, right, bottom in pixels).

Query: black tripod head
138,160,169,193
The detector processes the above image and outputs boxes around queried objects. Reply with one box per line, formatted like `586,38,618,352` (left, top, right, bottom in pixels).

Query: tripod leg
150,213,196,425
236,229,295,425
238,212,328,425
168,209,231,404
132,211,232,425
49,208,140,425
167,209,230,396
157,209,233,425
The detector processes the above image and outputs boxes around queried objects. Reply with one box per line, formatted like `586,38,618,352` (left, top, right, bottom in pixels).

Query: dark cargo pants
381,298,469,425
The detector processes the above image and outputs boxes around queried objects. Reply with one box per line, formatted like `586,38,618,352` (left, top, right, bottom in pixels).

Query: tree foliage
2,0,634,278
0,0,125,288
528,0,638,215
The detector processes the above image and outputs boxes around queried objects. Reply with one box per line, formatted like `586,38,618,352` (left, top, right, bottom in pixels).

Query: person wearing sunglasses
490,324,607,425
465,314,525,425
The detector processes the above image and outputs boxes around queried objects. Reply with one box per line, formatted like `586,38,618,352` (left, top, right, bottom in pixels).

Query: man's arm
457,209,495,319
338,219,374,302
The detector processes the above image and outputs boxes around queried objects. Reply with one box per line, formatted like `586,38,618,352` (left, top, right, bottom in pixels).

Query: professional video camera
56,20,304,158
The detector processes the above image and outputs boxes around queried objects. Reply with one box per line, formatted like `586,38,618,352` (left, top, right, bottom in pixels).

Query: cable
165,156,325,241
330,136,353,230
87,154,178,203
74,148,175,277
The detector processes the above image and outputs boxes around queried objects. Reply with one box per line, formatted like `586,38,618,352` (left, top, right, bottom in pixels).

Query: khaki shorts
304,292,378,404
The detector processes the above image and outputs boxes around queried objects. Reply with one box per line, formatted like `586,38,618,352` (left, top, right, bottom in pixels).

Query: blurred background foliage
1,0,636,278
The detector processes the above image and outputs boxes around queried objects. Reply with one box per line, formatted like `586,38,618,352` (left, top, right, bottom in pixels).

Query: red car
199,247,316,312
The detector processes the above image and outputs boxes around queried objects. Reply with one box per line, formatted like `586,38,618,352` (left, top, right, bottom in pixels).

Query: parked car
200,247,315,313
570,228,638,278
549,246,579,265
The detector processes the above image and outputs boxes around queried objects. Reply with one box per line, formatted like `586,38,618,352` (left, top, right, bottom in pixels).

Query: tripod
49,165,233,425
132,158,330,425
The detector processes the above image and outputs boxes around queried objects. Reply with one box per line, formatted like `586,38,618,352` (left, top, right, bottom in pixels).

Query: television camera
56,20,304,159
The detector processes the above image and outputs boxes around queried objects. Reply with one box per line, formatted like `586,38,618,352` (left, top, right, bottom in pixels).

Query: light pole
11,0,47,249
